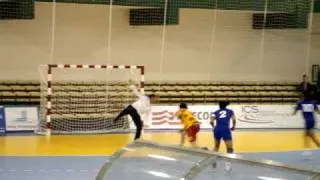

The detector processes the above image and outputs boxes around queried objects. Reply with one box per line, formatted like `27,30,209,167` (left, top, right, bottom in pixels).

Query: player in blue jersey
210,101,236,172
210,101,236,154
293,92,320,152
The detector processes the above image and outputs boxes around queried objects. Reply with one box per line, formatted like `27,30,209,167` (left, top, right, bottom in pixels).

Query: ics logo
238,105,273,124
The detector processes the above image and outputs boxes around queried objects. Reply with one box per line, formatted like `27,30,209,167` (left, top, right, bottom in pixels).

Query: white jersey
130,85,151,117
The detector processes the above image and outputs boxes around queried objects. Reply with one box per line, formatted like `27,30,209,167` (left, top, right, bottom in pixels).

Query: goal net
37,64,144,135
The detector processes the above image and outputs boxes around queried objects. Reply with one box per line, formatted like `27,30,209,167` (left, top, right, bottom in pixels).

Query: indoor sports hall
0,0,320,179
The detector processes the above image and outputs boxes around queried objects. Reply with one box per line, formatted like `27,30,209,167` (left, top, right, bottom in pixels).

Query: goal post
37,64,145,135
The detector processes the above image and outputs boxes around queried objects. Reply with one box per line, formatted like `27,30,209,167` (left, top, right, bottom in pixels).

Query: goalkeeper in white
113,81,158,140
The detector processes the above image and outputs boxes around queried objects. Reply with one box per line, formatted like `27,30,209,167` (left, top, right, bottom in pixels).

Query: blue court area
0,150,319,179
0,156,106,180
241,150,320,172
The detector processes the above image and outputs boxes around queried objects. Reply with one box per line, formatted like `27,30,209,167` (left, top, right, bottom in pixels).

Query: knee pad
227,148,234,154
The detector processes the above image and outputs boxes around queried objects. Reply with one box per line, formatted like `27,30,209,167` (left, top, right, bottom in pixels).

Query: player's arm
231,115,236,131
314,102,320,114
210,116,216,128
173,110,181,119
293,102,301,115
176,111,186,133
172,110,184,128
129,81,143,98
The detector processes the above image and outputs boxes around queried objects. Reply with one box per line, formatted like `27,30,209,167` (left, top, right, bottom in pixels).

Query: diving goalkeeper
113,80,158,140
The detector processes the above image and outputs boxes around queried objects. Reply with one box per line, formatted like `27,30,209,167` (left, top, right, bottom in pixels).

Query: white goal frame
44,64,145,135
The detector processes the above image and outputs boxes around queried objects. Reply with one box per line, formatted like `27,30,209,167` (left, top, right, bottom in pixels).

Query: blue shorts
213,128,232,141
305,120,315,130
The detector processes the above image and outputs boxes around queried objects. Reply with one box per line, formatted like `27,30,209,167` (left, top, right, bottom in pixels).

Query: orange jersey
177,109,198,129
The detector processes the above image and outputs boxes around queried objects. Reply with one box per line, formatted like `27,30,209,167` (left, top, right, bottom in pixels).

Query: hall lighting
146,170,172,178
257,176,286,180
122,147,135,152
148,154,177,161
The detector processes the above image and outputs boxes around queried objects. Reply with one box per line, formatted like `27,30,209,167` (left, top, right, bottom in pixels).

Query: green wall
0,0,34,19
314,0,320,12
37,0,310,12
37,0,312,28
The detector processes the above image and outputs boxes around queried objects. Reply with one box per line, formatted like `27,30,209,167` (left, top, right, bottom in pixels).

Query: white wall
0,2,319,82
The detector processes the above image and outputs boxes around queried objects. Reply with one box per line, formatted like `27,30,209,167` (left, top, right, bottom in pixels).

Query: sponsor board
5,107,38,131
129,104,320,129
0,106,5,135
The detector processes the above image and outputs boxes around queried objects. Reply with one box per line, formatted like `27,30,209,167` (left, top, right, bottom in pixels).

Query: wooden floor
0,130,319,156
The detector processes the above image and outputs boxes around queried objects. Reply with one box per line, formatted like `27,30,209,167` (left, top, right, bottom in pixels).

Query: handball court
0,130,319,179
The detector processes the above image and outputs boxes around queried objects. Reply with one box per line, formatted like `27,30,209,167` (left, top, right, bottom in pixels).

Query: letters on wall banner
129,104,320,129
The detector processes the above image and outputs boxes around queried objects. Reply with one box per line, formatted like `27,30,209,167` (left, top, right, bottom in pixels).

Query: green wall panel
0,0,34,20
36,0,310,12
37,0,311,28
314,0,320,12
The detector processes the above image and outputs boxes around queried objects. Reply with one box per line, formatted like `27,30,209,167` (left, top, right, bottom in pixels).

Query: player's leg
128,108,143,140
225,140,234,153
307,130,320,147
307,121,320,147
113,105,132,122
214,140,221,152
302,129,314,158
193,123,200,148
223,131,233,173
304,130,311,148
179,129,186,146
302,129,312,157
301,121,312,158
304,121,319,147
211,139,221,169
304,121,313,148
134,121,143,140
211,129,221,169
213,129,222,152
223,131,234,154
187,124,200,148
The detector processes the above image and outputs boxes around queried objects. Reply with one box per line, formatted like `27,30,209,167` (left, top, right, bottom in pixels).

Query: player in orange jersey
175,103,200,148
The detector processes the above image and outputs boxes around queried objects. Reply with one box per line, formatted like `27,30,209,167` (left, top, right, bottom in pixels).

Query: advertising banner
5,107,38,131
129,104,320,129
0,106,5,135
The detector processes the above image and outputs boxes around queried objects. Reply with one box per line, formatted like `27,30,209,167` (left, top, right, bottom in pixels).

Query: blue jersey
213,108,234,130
295,99,318,122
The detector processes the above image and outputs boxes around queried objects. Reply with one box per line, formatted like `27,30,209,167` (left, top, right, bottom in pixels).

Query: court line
1,128,319,137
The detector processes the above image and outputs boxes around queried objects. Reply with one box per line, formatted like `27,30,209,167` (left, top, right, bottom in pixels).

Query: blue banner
0,106,5,135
